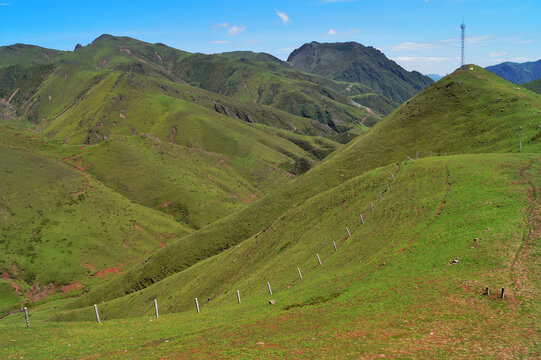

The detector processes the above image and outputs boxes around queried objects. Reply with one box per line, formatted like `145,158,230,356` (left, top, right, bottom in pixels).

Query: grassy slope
78,135,292,230
1,152,538,358
0,125,193,313
73,65,541,307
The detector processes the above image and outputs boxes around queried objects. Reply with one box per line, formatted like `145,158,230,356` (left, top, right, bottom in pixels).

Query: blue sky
1,0,539,74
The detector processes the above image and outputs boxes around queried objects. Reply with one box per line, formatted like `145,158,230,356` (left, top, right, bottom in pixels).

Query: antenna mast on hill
460,21,466,69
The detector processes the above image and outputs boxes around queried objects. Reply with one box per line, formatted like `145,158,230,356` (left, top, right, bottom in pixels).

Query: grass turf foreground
1,152,539,359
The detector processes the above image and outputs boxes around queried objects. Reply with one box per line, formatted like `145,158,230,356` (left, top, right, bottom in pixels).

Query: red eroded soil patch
60,281,83,294
157,201,173,209
87,262,124,277
11,282,22,295
159,242,165,248
130,219,143,231
2,271,9,279
28,283,57,302
93,267,122,277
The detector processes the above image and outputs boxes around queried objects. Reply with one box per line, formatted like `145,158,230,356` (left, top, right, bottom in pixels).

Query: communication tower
460,22,466,69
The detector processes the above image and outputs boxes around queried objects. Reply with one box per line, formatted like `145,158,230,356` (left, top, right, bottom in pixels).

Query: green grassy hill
0,46,539,357
64,65,541,310
0,124,193,313
1,151,538,358
1,35,382,139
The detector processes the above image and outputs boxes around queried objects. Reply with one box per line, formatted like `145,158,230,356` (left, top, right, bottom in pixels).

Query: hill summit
287,41,433,104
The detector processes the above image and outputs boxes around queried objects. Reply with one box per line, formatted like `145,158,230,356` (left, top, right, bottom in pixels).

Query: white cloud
276,10,290,25
392,42,440,51
489,51,507,58
227,26,246,36
211,22,229,31
210,40,229,44
327,28,338,36
517,39,536,44
466,35,494,45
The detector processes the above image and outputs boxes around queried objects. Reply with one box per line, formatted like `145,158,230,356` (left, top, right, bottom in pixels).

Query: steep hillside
522,78,541,94
68,65,541,307
0,124,191,313
486,59,541,84
287,41,433,103
4,151,538,359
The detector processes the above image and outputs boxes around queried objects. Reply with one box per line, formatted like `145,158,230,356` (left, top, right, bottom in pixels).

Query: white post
297,267,302,279
379,192,382,201
346,227,351,237
267,281,272,295
154,299,159,319
430,151,432,157
94,304,100,324
24,307,30,328
416,151,419,159
195,298,200,313
391,172,395,181
316,254,322,266
386,181,389,191
332,241,337,251
370,202,374,211
236,290,241,304
445,152,447,156
360,213,364,224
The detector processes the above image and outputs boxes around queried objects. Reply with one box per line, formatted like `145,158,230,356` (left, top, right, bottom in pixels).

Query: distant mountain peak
287,41,432,103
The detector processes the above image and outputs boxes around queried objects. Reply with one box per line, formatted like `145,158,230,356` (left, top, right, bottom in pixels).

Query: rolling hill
0,35,383,140
61,65,541,311
486,59,541,84
0,65,538,359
